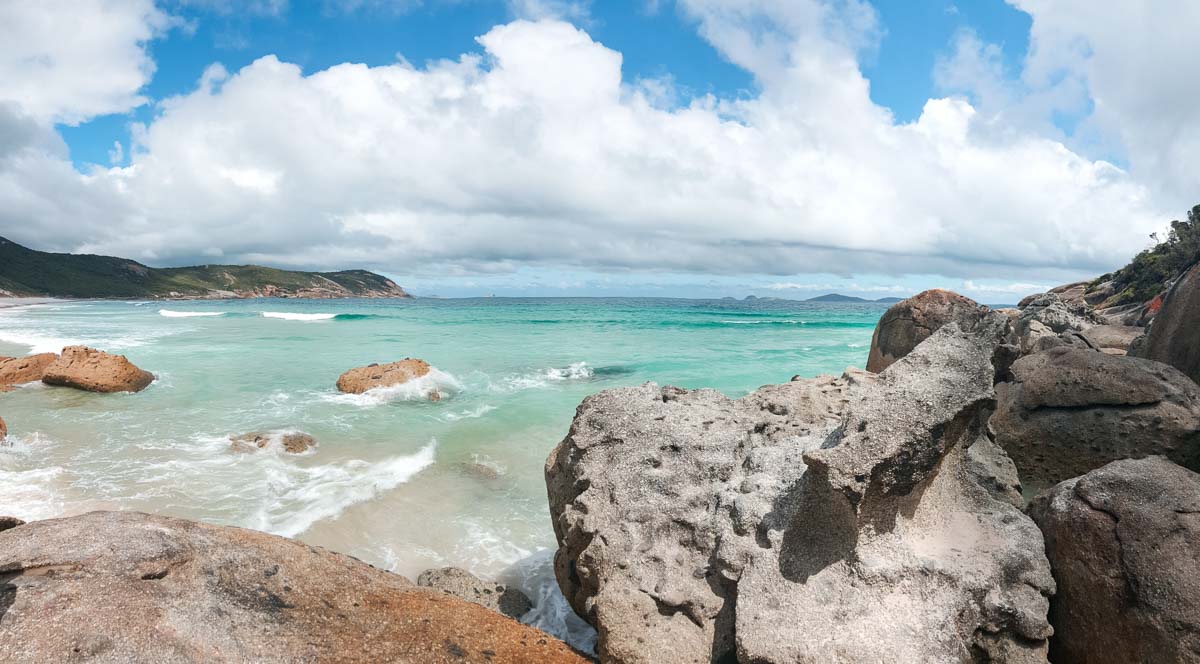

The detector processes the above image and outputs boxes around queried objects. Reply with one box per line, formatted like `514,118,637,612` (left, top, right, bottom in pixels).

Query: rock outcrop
0,511,586,663
865,289,988,372
0,515,24,532
336,358,432,394
0,352,58,390
418,567,533,620
1139,261,1200,386
1029,457,1200,664
230,430,317,454
992,347,1200,490
41,346,154,393
1015,293,1103,336
547,321,1054,663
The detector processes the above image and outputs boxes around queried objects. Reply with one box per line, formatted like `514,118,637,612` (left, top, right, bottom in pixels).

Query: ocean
0,296,884,648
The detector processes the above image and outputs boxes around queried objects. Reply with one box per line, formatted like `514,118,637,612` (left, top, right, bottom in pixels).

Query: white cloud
0,1,1186,286
0,0,169,125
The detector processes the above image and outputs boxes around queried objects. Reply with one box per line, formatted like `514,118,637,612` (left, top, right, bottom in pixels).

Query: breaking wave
159,309,225,318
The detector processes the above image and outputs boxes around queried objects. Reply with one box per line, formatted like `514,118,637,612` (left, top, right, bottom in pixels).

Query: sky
0,0,1197,301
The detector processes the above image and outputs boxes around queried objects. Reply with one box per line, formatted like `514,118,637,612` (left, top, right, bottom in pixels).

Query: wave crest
159,309,225,318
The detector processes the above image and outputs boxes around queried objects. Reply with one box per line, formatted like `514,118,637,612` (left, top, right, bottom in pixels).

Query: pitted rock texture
1140,261,1200,386
866,289,989,372
0,511,587,664
1015,293,1104,336
0,353,58,390
336,358,431,394
548,323,1053,663
41,346,154,393
992,347,1200,490
1029,457,1200,664
418,567,534,619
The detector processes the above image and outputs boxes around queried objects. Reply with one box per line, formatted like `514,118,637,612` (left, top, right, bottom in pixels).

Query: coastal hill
805,293,904,303
0,236,410,299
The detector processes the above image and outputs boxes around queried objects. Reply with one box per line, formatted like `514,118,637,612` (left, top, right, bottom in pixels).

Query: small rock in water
459,462,502,480
0,352,59,389
336,358,431,394
41,346,154,393
0,414,6,441
0,515,24,532
230,431,316,454
418,567,534,619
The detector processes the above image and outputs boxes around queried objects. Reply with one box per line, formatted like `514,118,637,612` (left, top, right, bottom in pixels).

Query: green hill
0,237,410,299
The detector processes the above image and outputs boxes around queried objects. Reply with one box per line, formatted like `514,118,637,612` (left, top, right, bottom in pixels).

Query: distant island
0,236,410,299
805,293,905,303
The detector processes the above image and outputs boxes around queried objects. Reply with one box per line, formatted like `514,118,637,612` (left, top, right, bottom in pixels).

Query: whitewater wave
0,330,78,354
496,362,594,391
507,549,598,654
442,404,498,422
159,309,225,318
719,319,805,325
322,368,463,407
261,311,336,321
246,440,438,538
0,434,68,521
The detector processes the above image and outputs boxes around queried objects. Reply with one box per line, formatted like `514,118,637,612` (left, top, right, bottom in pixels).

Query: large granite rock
1140,261,1200,386
547,322,1054,663
1029,457,1200,664
1015,293,1104,336
0,352,58,390
336,358,432,394
418,567,534,620
0,511,587,663
41,346,154,393
992,347,1200,490
866,289,989,372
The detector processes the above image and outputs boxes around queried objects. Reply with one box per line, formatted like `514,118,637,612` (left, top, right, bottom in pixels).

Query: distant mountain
0,237,410,299
805,293,905,303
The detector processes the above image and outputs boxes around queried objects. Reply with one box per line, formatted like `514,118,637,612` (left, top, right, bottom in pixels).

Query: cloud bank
0,0,1191,285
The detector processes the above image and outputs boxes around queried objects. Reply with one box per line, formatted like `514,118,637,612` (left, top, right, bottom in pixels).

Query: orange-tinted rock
336,358,431,394
0,511,587,663
41,346,154,393
0,352,58,388
866,289,988,372
0,414,6,441
230,431,316,454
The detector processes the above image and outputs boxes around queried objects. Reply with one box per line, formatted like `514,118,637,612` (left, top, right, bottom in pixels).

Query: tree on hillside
1106,204,1200,304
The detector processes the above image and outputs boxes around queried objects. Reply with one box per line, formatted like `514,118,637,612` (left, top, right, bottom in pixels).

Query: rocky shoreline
3,266,1200,661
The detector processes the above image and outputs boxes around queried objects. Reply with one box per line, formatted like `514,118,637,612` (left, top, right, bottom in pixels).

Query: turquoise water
0,297,882,644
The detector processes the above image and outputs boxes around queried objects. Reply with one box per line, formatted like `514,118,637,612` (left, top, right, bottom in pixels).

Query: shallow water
0,296,883,647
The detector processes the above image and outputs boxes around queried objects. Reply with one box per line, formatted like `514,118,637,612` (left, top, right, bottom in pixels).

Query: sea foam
159,309,225,318
496,361,594,391
262,311,337,321
323,368,462,407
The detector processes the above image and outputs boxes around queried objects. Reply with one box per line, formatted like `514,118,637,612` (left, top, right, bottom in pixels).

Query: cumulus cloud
0,0,169,125
0,0,1185,284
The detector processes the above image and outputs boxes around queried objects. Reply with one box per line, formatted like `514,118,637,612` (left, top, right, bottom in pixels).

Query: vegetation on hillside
0,236,408,299
1093,204,1200,306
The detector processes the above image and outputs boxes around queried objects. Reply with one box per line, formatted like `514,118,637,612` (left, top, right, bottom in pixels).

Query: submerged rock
336,358,432,394
41,346,154,393
547,321,1053,663
0,352,58,390
865,289,989,372
230,430,316,454
1140,261,1200,386
992,347,1200,490
1029,457,1200,664
0,511,587,663
418,567,533,620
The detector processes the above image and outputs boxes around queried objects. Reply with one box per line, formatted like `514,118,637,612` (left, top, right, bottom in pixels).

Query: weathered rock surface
1140,261,1200,386
0,511,587,663
336,358,432,394
0,352,58,390
1073,324,1143,355
41,346,154,393
1029,457,1200,664
418,567,533,620
230,430,316,454
866,289,989,372
992,347,1200,490
548,322,1054,663
1015,293,1104,336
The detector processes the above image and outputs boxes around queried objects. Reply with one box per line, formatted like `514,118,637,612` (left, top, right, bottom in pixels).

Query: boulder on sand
418,567,533,620
865,289,989,372
0,511,587,664
230,431,316,454
992,347,1200,490
41,346,154,393
1029,456,1200,664
336,358,434,395
0,352,58,390
547,321,1054,663
1139,261,1200,386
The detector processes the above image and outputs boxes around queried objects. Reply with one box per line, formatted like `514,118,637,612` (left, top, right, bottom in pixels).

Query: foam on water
323,368,463,407
262,311,337,321
159,309,225,318
0,330,81,354
507,549,599,654
496,362,594,391
0,434,67,521
441,404,498,421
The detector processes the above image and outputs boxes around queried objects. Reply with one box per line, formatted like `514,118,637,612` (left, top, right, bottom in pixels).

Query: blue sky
3,0,1193,301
